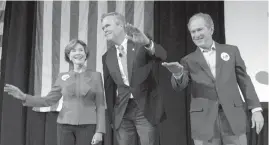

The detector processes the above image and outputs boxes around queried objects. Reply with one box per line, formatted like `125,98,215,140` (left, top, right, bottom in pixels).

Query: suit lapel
215,42,224,80
127,40,136,83
107,46,124,84
193,48,215,81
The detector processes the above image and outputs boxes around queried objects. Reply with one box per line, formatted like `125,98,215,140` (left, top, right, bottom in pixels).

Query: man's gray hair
187,12,214,30
101,12,126,26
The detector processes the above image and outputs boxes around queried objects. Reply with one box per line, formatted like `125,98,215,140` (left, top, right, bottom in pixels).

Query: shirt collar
115,38,128,51
69,66,90,74
200,41,216,53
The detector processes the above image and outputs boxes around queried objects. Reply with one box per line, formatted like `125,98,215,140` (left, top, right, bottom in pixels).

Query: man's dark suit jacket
23,70,106,133
102,40,167,130
171,42,261,141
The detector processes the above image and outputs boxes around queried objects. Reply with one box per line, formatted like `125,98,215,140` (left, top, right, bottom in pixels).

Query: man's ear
210,26,214,35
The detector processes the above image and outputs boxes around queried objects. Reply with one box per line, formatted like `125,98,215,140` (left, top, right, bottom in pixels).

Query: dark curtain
0,2,59,145
0,1,36,145
154,1,225,145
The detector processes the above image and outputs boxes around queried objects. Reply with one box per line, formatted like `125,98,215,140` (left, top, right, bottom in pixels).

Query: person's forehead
191,17,206,24
103,15,116,22
189,18,206,28
73,43,83,49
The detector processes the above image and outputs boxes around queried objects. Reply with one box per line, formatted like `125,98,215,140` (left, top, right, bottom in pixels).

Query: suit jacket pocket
189,98,208,133
190,106,204,125
190,106,205,134
190,98,208,112
233,100,244,107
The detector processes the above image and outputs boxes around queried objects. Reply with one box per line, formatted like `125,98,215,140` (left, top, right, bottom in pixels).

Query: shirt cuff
144,40,155,55
22,94,30,106
173,72,183,80
251,107,263,113
22,96,27,106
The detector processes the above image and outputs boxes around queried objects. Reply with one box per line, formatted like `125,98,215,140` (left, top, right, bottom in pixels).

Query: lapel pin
132,48,135,51
61,74,70,81
221,52,230,61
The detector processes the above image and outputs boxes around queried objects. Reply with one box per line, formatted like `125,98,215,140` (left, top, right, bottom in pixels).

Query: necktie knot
118,45,125,57
118,45,124,51
117,45,128,79
202,48,210,53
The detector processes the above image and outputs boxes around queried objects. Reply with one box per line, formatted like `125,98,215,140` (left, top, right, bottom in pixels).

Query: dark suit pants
57,123,97,145
116,99,157,145
193,106,247,145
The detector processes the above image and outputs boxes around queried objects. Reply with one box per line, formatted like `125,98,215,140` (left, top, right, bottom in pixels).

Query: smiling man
101,12,167,145
162,12,264,145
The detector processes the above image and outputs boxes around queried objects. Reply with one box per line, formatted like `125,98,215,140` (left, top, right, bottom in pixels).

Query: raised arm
23,74,63,107
147,42,167,61
162,57,190,92
4,74,63,107
171,58,190,91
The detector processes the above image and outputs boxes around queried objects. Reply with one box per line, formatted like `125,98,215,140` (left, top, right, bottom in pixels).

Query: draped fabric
0,2,36,145
0,1,5,142
0,1,6,74
33,1,154,112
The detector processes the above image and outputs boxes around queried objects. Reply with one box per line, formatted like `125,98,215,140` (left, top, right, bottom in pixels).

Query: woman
4,39,106,145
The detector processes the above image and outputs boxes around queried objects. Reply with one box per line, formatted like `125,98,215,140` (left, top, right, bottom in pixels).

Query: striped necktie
118,45,128,79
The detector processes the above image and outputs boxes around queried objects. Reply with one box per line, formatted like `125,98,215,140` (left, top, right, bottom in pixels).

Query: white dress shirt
115,38,155,99
200,42,216,78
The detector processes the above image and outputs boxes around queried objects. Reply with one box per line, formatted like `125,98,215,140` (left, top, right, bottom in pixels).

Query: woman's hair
64,39,89,64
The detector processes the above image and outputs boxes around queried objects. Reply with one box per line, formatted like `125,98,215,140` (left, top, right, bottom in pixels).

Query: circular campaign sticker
61,74,70,81
221,52,230,61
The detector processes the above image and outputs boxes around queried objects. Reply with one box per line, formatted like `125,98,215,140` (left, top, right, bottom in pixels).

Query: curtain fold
0,1,36,145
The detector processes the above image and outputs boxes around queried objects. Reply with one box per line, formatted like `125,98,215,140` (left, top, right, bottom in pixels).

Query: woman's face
69,43,87,65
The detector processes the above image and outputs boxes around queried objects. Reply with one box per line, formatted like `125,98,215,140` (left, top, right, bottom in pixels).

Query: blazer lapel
215,42,225,80
80,70,93,96
193,48,215,81
127,40,136,83
107,47,124,84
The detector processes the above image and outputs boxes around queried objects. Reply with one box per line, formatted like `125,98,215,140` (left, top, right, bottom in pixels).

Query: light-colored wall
225,1,268,142
224,1,268,102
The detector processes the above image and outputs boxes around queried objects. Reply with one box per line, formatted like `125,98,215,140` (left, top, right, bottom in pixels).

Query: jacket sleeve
94,72,106,133
234,46,261,109
23,74,62,107
150,42,167,61
102,54,117,126
171,57,190,92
